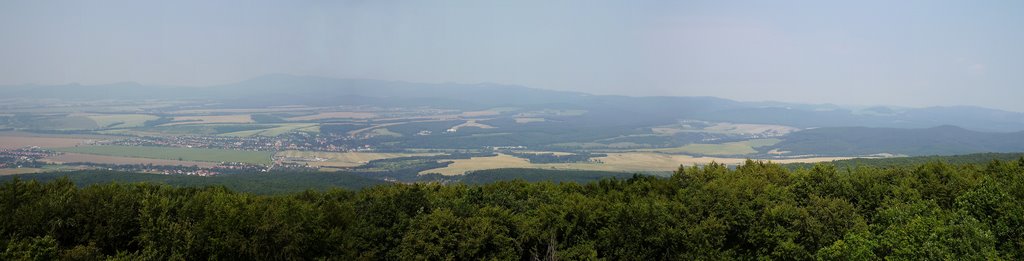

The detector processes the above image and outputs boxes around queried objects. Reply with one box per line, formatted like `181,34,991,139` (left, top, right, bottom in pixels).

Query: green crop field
53,145,274,165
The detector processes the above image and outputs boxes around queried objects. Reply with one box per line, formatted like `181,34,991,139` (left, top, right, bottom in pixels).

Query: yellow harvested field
0,136,91,149
422,154,536,175
165,115,253,125
44,153,219,168
288,112,377,121
276,151,440,168
420,153,855,175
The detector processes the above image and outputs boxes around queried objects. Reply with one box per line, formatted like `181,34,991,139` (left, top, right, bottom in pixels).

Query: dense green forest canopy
0,171,386,195
783,152,1024,170
4,157,1024,260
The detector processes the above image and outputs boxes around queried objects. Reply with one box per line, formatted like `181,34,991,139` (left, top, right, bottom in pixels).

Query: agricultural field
0,168,45,175
420,154,537,175
459,107,519,117
113,122,317,137
652,121,798,136
419,152,853,175
286,111,377,121
52,145,274,165
44,153,219,168
275,150,440,168
364,128,402,138
641,138,782,155
514,150,574,156
449,120,496,131
0,165,76,175
549,142,650,150
21,115,101,130
0,135,92,149
220,123,319,137
516,109,587,117
170,106,323,114
514,117,546,123
85,114,159,128
595,152,853,170
166,115,254,125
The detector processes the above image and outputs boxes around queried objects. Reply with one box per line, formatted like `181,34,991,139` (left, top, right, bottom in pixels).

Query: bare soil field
44,153,219,168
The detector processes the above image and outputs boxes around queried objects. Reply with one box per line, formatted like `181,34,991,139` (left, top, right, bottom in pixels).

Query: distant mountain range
3,74,1024,132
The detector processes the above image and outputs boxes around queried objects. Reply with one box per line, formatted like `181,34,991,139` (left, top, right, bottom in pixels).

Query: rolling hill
3,74,1024,132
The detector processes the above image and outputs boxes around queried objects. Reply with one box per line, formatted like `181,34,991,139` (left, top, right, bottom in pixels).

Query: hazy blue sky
2,1,1023,111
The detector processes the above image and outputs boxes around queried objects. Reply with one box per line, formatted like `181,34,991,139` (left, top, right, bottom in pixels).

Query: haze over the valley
7,2,1024,259
2,0,1024,111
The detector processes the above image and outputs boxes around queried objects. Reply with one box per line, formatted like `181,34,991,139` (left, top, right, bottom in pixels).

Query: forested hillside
784,152,1024,170
768,125,1024,156
4,159,1024,260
